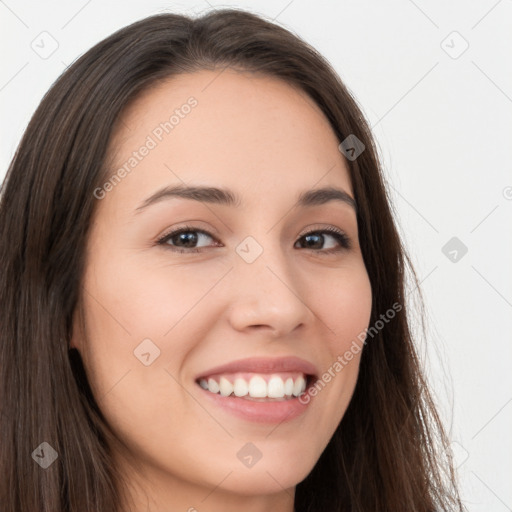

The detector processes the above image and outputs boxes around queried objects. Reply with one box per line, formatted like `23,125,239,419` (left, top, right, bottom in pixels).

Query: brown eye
295,228,351,254
157,226,351,254
157,227,218,253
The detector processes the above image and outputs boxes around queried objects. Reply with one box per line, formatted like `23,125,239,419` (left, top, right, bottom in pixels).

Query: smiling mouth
195,372,315,401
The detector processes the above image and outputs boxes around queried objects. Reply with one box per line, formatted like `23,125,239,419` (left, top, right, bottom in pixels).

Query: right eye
157,226,220,253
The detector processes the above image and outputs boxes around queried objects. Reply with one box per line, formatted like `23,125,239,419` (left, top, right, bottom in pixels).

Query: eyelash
156,225,351,255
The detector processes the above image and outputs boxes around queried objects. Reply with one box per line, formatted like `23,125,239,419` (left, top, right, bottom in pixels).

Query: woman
0,8,465,512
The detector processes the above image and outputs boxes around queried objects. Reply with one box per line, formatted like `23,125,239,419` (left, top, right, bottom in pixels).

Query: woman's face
72,69,372,510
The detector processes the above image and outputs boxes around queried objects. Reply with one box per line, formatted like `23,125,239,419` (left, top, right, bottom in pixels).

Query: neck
115,453,296,512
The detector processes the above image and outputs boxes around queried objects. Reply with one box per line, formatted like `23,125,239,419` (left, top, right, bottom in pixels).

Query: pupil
177,232,197,247
304,233,322,249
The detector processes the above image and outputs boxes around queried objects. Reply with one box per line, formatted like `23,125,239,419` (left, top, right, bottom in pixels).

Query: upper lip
196,356,319,380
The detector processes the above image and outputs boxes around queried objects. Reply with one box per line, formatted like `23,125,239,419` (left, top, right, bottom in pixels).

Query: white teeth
199,373,308,399
233,378,249,397
219,377,233,397
292,375,306,397
267,376,285,398
284,377,294,396
248,376,267,398
208,378,219,394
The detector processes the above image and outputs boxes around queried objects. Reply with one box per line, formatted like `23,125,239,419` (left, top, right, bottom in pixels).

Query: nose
226,240,314,338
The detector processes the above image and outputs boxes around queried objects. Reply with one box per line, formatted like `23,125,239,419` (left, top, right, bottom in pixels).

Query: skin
71,69,373,512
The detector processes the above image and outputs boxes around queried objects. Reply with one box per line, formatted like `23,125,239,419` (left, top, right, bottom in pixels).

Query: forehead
102,69,352,216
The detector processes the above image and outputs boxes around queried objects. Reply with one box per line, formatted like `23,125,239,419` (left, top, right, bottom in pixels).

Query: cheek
333,274,372,352
76,250,228,440
309,260,373,353
83,245,228,340
332,267,372,392
77,266,209,480
301,262,372,428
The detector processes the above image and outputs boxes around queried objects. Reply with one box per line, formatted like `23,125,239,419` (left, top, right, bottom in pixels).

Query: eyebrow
134,184,356,213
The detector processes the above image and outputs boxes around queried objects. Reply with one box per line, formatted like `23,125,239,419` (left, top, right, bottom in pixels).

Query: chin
218,470,302,496
209,451,316,496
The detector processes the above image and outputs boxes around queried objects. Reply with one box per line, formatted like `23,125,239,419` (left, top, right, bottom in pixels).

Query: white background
1,1,511,510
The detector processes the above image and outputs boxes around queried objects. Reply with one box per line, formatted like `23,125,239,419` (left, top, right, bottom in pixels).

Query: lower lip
197,384,313,424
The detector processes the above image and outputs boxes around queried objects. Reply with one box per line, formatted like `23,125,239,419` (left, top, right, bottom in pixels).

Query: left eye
157,226,351,254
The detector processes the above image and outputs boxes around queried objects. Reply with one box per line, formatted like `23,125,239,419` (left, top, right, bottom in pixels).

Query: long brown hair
0,9,465,511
